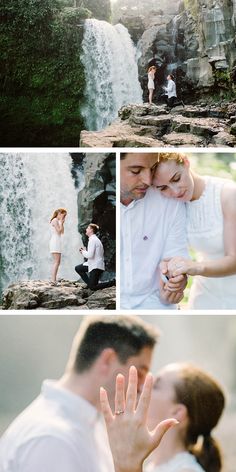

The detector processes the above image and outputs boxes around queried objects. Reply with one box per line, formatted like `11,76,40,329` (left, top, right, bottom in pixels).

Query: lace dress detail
186,176,236,309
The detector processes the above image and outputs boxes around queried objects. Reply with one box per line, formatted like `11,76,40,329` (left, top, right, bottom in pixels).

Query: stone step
112,134,163,147
211,131,236,147
171,115,225,137
131,114,172,127
162,132,205,146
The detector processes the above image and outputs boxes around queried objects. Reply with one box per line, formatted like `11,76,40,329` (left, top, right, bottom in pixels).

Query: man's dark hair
71,315,159,373
120,153,128,160
89,223,99,234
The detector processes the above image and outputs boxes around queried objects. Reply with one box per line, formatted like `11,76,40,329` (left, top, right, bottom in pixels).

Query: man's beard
121,188,147,202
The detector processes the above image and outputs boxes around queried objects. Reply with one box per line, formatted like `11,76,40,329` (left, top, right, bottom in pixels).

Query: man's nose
141,170,152,186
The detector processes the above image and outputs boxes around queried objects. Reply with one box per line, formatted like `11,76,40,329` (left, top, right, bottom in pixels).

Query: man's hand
159,259,188,293
159,279,185,305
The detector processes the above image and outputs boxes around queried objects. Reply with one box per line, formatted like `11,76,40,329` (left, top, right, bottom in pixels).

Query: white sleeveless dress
146,451,205,472
186,176,236,309
148,72,155,89
49,219,62,253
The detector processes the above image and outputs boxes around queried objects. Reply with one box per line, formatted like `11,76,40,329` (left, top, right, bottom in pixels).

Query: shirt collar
120,197,144,210
41,380,99,426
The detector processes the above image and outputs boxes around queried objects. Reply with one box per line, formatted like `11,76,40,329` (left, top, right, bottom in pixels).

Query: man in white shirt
0,315,158,472
75,223,114,290
163,74,184,109
120,152,188,309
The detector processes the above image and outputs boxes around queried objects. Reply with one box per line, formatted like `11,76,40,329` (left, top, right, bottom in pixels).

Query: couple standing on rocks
50,214,115,290
148,67,183,109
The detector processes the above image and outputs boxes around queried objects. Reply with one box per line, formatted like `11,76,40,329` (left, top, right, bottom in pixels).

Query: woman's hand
100,366,178,472
163,256,200,277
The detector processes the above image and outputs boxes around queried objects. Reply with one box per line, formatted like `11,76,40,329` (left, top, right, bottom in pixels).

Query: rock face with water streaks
72,153,116,275
114,0,236,99
80,102,236,147
1,280,116,310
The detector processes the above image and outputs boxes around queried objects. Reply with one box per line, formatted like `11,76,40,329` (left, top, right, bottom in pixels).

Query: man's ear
97,348,118,375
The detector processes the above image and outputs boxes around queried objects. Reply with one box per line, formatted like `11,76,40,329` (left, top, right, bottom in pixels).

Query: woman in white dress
153,153,236,309
148,66,156,105
49,208,67,282
100,364,225,472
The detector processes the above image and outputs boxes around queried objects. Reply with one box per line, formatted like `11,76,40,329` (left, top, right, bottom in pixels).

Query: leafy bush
0,0,91,145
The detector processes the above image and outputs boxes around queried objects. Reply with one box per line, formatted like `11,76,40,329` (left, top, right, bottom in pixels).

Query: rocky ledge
1,280,116,310
80,103,236,148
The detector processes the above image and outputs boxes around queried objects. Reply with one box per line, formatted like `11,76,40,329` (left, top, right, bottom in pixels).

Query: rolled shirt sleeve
163,200,189,260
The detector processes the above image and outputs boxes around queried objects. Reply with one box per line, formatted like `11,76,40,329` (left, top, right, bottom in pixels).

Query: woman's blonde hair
50,208,67,223
155,152,186,165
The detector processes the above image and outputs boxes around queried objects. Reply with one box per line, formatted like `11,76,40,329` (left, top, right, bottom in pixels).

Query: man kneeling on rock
75,223,115,290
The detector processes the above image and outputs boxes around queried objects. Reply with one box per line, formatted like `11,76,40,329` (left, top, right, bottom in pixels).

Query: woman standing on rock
49,208,67,283
148,66,156,105
153,152,236,309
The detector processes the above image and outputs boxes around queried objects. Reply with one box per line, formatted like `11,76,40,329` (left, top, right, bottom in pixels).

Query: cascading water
81,19,142,131
0,153,82,294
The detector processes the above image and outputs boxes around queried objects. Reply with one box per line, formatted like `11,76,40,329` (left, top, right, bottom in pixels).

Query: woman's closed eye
172,175,181,183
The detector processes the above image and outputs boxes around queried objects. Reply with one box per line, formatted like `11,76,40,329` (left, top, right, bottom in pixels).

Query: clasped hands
159,256,190,304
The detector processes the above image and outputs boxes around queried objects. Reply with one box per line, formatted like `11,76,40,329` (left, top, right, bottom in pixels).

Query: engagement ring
115,410,124,415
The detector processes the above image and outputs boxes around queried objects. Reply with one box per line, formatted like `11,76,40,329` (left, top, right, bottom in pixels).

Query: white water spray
0,153,81,292
81,19,142,130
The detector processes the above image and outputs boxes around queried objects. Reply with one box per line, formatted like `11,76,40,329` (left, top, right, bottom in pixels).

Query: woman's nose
170,186,180,196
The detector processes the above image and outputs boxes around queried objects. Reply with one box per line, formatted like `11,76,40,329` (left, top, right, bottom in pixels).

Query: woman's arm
172,185,236,278
52,218,64,235
100,366,178,472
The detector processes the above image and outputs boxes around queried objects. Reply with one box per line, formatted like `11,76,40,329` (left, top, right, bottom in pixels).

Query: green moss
0,0,91,145
183,0,199,19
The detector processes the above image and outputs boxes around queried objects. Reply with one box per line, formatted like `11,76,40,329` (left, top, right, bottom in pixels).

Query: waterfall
0,153,82,294
81,19,142,131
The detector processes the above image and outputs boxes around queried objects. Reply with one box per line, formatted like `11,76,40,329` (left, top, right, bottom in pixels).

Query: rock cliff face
71,153,116,276
1,280,116,310
114,0,236,99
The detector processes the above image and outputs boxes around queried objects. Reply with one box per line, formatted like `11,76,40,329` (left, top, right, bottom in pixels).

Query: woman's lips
177,190,187,199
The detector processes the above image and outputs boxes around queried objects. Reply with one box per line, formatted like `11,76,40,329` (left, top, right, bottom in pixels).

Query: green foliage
183,0,199,19
80,0,111,21
0,0,91,145
190,153,236,181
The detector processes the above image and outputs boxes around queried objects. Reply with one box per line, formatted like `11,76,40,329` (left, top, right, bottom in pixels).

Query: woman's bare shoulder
221,180,236,215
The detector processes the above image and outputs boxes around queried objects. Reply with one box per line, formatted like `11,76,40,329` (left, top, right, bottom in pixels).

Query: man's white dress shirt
81,234,105,272
121,187,188,309
165,79,177,98
0,381,114,472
